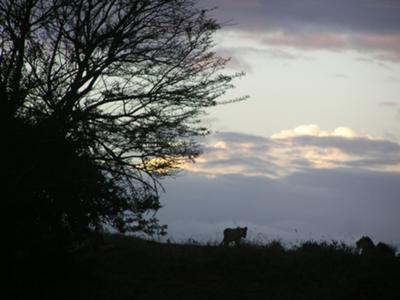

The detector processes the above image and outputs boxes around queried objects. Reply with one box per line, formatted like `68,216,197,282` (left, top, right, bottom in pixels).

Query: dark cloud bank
200,0,400,62
202,0,400,34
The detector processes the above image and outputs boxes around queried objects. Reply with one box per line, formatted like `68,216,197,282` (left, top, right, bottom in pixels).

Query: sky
158,0,400,247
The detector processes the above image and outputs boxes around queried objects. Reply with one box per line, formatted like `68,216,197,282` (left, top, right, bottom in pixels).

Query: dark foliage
1,0,240,253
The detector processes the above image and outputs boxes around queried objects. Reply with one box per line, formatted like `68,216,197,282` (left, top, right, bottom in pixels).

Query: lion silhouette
222,227,247,246
356,236,375,255
356,236,396,257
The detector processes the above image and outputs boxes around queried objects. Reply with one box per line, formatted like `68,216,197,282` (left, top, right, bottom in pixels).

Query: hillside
9,234,400,300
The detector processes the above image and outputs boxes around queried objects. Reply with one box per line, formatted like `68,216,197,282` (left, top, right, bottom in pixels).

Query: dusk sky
158,0,400,247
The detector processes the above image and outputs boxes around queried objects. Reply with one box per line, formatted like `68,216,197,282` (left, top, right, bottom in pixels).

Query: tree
1,0,241,250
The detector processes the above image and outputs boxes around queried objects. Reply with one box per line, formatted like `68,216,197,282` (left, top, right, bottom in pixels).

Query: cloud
202,0,400,62
379,101,400,107
204,0,400,34
221,30,400,63
258,31,400,61
270,124,359,138
189,131,280,177
185,125,400,178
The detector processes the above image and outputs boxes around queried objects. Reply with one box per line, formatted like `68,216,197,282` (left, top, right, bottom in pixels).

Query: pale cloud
271,124,359,139
185,126,400,178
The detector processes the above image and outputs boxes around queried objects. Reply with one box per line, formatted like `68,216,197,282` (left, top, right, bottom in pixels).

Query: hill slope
10,234,400,299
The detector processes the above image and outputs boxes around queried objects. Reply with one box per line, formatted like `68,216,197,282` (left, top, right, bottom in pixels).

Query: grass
8,234,400,300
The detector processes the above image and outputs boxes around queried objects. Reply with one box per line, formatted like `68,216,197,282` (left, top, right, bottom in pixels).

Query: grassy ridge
10,234,400,299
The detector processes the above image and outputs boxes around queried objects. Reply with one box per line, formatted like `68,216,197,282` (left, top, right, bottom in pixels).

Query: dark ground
8,234,400,300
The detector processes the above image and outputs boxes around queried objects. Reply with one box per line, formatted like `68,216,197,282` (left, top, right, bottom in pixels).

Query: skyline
158,0,400,246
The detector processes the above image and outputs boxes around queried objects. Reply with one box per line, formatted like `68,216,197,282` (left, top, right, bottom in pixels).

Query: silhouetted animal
356,236,375,255
222,227,247,246
356,236,396,257
376,242,396,257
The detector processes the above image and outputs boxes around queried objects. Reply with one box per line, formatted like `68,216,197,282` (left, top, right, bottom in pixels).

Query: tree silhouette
1,0,241,252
